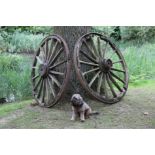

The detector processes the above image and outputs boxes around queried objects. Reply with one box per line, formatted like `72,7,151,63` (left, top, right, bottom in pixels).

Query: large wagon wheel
74,33,128,104
31,34,71,107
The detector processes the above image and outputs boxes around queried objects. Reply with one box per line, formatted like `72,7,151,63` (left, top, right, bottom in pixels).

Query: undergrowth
120,41,155,83
0,54,32,100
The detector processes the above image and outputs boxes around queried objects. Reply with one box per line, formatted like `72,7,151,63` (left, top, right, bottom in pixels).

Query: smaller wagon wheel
74,33,129,104
31,34,71,107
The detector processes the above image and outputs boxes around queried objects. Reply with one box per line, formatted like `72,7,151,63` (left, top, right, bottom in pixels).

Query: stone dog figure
71,94,99,122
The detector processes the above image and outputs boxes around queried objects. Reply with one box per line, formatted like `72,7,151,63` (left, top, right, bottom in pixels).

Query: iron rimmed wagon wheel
74,33,128,104
31,34,71,107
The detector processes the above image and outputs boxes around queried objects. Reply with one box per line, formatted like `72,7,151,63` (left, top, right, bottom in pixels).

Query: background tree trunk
53,26,91,97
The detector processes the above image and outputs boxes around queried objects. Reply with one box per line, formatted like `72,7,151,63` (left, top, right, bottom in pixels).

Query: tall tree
54,26,91,95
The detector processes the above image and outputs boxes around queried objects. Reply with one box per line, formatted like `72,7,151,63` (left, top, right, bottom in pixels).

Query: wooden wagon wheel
31,34,71,107
74,33,129,104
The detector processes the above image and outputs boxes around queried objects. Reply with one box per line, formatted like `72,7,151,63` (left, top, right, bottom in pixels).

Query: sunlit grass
0,99,32,116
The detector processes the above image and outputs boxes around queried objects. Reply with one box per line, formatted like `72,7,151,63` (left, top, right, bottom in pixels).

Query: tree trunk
53,26,91,97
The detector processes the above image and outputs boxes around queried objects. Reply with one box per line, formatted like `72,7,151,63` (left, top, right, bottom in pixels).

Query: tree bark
53,26,91,96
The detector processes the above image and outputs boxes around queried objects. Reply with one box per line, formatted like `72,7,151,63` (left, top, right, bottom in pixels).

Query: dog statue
70,94,99,122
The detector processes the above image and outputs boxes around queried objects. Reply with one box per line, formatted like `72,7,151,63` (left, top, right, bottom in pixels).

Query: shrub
0,54,21,71
93,26,155,43
8,31,45,53
0,28,49,53
120,27,151,42
0,34,8,53
0,26,53,35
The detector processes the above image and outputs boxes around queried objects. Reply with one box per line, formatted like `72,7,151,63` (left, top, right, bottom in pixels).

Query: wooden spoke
45,78,49,104
32,74,40,80
36,56,43,64
47,40,53,59
47,40,53,58
111,68,125,73
50,71,64,76
47,77,56,97
83,39,96,59
45,40,49,59
110,71,125,84
52,40,59,55
102,42,108,58
112,60,123,64
80,50,98,64
82,67,99,76
88,71,100,87
49,47,63,66
89,37,98,56
108,73,123,92
40,47,46,60
37,80,43,99
50,60,67,69
102,73,108,98
48,74,61,88
34,78,42,91
97,73,103,93
97,37,101,57
48,40,59,62
80,60,99,67
41,79,46,104
106,74,117,97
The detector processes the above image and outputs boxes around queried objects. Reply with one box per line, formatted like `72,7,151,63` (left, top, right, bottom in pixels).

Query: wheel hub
39,63,49,78
99,59,113,73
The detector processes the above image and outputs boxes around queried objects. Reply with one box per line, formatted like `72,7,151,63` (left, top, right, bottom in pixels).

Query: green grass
0,99,32,117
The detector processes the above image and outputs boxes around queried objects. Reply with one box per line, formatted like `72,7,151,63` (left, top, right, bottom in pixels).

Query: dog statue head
71,94,84,107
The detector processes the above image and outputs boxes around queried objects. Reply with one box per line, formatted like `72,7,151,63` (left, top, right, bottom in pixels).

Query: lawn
0,81,155,129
